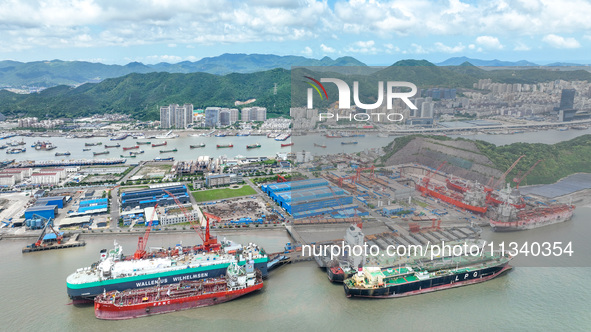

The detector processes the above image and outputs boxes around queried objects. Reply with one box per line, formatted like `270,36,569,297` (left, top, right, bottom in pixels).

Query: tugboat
246,143,261,149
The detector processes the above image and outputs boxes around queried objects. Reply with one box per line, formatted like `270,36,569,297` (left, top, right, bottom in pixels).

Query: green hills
380,134,591,186
2,59,591,120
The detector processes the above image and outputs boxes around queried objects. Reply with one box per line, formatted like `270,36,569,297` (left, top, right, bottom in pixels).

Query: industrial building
75,198,108,215
36,196,66,208
25,205,58,220
120,184,190,210
261,178,365,219
205,173,243,187
30,172,60,185
0,174,15,186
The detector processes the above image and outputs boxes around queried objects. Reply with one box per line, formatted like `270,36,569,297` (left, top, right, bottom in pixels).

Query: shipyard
2,4,591,328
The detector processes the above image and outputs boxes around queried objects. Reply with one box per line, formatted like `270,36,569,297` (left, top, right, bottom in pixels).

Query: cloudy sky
2,0,591,65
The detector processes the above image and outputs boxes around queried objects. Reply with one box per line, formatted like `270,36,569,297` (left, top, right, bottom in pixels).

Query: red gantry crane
513,159,542,189
422,161,447,186
493,155,525,190
163,189,221,252
134,204,158,259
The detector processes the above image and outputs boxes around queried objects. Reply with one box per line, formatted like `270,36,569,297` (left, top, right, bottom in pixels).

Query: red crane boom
134,204,158,259
495,155,525,189
163,190,220,251
513,159,542,189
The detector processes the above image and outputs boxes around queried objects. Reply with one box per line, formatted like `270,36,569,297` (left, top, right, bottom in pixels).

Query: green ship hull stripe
67,257,267,290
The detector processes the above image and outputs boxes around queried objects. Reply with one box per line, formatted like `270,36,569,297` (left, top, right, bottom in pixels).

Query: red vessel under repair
416,183,487,214
94,262,263,320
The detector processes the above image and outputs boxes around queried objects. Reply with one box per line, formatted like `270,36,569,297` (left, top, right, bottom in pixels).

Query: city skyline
2,0,591,65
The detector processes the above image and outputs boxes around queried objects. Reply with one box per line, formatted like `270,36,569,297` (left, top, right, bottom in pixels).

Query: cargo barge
110,134,129,141
490,203,575,231
152,141,167,147
85,142,103,147
55,152,71,156
246,143,261,149
190,143,205,148
136,141,151,145
160,148,178,153
341,141,358,145
105,144,120,148
122,146,139,151
94,262,263,320
217,144,233,148
344,252,512,298
314,143,327,148
93,151,110,156
281,142,294,147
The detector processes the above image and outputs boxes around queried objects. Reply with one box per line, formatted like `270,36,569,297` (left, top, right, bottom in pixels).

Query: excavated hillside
380,136,503,184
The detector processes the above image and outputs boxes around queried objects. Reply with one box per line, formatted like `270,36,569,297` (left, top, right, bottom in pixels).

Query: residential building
241,107,267,122
160,103,194,129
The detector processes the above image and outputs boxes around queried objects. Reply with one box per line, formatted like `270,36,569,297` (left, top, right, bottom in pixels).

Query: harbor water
1,208,590,331
3,127,590,164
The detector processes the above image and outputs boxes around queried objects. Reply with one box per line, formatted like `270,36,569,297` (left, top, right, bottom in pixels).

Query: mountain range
2,59,591,121
0,54,365,87
3,54,591,89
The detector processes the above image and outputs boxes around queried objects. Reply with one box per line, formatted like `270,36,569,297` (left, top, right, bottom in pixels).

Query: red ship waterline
94,263,263,320
416,183,487,215
122,145,139,151
490,204,575,231
281,142,294,147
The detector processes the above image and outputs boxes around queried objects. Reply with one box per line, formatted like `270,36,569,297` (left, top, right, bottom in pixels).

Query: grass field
192,185,257,202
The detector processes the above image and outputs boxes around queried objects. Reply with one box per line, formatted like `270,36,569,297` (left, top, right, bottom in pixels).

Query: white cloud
476,36,503,49
320,43,336,53
145,55,183,63
434,42,465,53
167,43,177,48
542,34,581,48
513,42,531,51
1,0,591,56
301,46,313,56
409,43,427,54
346,40,378,53
468,44,475,50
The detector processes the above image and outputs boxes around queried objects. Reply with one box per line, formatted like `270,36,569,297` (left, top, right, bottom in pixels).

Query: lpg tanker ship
344,251,512,298
94,262,263,320
66,240,268,302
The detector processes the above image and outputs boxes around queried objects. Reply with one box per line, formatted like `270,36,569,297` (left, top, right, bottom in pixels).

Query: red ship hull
416,184,487,214
281,143,294,147
490,205,574,231
446,179,469,193
151,142,167,147
95,282,263,320
485,193,526,209
122,146,139,151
